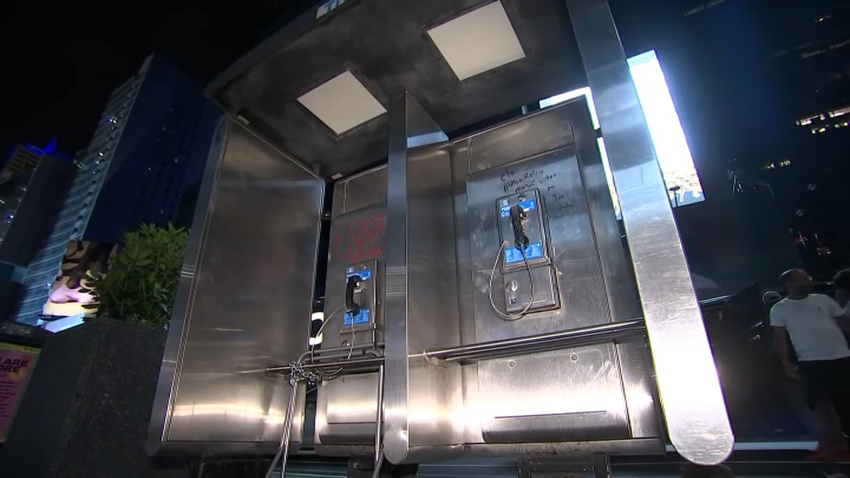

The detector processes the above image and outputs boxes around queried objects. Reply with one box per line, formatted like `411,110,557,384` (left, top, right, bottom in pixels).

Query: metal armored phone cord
264,362,316,478
488,240,535,320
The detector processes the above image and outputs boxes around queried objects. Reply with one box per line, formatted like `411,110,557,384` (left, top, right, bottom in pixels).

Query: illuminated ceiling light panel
539,50,704,212
427,1,526,81
297,71,386,135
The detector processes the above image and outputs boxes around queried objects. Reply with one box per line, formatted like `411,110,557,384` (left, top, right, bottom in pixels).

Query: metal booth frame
147,0,733,473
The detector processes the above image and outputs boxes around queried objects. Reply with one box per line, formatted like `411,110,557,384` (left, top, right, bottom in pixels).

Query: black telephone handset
509,204,529,251
345,275,361,316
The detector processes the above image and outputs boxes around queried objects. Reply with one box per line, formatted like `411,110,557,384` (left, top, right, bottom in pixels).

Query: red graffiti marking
334,214,387,262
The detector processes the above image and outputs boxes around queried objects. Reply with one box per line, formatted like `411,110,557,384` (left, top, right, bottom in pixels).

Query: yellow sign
0,342,41,442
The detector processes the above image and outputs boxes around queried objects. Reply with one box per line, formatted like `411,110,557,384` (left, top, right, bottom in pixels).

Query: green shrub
85,223,188,328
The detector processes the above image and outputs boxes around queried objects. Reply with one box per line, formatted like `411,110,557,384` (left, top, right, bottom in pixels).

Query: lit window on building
828,106,850,118
797,114,819,126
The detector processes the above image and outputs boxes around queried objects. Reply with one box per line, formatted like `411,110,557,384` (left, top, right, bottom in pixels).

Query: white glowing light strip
628,51,703,207
539,50,704,211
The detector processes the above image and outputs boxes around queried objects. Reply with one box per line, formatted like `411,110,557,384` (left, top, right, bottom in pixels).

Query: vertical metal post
565,0,733,466
374,364,384,465
384,89,411,465
264,378,300,478
384,89,447,464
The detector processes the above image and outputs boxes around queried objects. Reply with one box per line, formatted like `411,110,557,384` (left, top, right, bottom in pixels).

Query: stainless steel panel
316,167,387,453
384,91,454,464
462,106,576,174
566,99,661,439
316,373,379,446
567,0,733,465
406,144,464,450
464,143,628,443
466,148,614,339
479,349,627,443
332,166,388,218
147,118,322,455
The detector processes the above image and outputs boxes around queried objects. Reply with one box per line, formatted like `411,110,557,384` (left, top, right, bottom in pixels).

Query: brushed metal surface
147,119,321,455
463,138,628,443
566,98,662,439
406,144,463,449
316,166,387,452
147,116,228,456
384,91,452,464
467,147,611,338
332,165,388,218
316,373,380,446
479,349,628,443
566,0,733,465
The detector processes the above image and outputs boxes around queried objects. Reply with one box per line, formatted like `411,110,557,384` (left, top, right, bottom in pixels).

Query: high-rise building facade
0,144,76,322
0,145,48,245
84,55,221,244
9,54,220,324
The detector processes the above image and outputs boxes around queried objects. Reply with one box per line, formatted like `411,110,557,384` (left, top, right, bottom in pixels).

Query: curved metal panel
147,118,323,456
566,0,733,466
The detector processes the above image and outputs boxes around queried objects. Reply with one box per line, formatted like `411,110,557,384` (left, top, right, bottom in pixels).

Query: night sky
0,1,316,159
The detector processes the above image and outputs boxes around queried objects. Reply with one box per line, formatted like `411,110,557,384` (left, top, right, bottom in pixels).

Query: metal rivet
570,353,579,362
508,360,516,368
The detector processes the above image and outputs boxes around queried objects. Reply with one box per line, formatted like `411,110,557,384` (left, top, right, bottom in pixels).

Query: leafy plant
84,223,189,328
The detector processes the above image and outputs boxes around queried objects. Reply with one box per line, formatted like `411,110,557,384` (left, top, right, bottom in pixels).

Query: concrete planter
0,318,172,477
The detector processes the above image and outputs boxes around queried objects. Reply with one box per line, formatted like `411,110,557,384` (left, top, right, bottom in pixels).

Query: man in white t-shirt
772,269,850,463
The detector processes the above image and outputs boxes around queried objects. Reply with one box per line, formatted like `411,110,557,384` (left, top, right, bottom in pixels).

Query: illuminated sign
0,342,40,442
42,241,118,319
540,50,704,214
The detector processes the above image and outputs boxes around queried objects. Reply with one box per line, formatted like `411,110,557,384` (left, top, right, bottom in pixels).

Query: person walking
771,269,850,474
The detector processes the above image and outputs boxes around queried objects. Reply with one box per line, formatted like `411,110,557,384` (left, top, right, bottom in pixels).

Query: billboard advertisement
0,342,40,442
42,241,117,319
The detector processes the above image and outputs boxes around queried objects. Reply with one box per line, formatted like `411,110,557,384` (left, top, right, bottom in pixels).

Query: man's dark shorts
799,357,850,404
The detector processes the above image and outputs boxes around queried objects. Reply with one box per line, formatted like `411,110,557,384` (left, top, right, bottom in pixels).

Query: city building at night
0,143,76,321
83,54,221,244
8,54,220,325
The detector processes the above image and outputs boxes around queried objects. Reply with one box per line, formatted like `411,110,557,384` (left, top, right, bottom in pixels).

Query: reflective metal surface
384,91,454,464
384,94,663,462
316,373,379,446
316,166,387,453
456,103,629,445
568,98,662,440
406,142,463,451
147,119,322,455
566,0,733,465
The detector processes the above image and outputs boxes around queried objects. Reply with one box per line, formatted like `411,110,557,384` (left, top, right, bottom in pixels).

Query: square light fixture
297,71,387,135
427,1,525,81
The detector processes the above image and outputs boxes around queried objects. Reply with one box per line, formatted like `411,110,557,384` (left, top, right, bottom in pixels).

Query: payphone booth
147,0,733,475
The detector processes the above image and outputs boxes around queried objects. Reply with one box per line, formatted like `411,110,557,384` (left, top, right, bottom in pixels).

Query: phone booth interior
146,0,733,471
